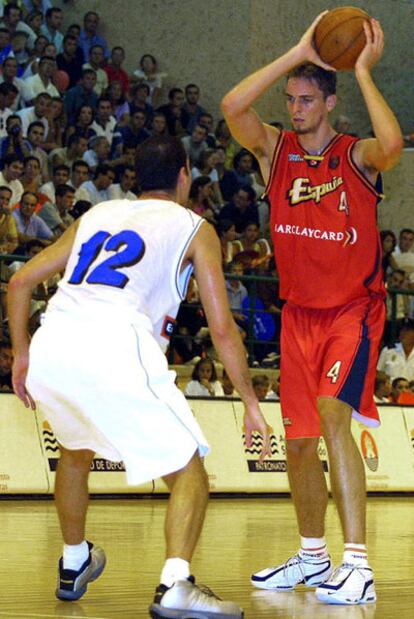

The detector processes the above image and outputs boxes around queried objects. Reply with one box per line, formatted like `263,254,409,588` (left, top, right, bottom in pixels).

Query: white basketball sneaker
149,576,243,618
251,552,333,590
315,563,376,605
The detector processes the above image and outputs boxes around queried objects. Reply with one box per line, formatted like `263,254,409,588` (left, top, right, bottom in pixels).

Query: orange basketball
313,6,371,70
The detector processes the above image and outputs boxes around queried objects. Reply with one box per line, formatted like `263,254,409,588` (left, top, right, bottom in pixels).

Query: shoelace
197,583,222,600
328,563,370,584
283,554,306,586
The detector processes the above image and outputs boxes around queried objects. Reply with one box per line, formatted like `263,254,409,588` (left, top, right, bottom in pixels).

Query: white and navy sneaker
55,541,106,601
315,563,376,605
149,576,243,618
251,553,333,590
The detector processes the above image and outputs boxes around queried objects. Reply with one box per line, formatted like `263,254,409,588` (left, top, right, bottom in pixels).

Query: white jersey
47,198,204,351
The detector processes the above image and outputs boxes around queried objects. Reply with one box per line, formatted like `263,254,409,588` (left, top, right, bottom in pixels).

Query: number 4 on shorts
326,361,342,384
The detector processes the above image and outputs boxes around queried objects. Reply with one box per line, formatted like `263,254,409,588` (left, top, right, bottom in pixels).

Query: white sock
299,536,329,559
160,558,190,587
63,540,89,571
343,543,368,566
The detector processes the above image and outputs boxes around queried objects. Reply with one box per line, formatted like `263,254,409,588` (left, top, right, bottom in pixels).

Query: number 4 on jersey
326,361,342,384
337,191,349,215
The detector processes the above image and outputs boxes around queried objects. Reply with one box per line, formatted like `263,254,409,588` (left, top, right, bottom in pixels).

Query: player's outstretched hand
243,403,272,463
355,19,384,73
12,354,36,411
295,12,337,72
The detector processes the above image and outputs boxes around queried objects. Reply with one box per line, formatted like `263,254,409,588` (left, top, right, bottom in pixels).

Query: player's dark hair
287,63,337,98
135,136,187,192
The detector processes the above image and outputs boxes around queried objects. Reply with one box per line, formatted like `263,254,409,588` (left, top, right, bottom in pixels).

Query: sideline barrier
0,394,414,494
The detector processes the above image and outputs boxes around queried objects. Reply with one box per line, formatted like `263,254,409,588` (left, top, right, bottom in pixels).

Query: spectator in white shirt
0,56,25,110
108,166,136,201
22,55,59,104
39,163,70,202
373,371,391,403
70,159,90,200
184,357,224,397
0,82,17,138
0,153,24,205
76,163,115,205
392,228,414,282
83,135,110,171
90,97,119,147
40,7,64,54
83,44,108,96
17,91,51,137
377,318,414,382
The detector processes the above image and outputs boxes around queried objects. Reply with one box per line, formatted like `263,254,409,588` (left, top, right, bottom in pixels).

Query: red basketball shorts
280,296,385,439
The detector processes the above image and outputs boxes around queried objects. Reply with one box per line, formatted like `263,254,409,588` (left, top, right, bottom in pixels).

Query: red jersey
268,131,386,309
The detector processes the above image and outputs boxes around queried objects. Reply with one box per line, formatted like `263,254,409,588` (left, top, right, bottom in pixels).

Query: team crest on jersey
329,155,340,169
288,153,304,162
287,176,344,206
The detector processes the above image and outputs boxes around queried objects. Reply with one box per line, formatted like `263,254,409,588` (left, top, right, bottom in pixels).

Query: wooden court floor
0,496,413,618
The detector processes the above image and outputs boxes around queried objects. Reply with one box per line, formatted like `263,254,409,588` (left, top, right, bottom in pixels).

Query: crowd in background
0,1,412,400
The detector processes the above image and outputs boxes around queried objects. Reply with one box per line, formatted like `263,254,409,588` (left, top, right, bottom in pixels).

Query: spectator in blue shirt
12,190,54,246
79,11,109,63
64,69,98,125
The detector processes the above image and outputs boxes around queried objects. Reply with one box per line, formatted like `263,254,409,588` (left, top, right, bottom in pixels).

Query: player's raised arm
221,12,333,168
186,222,271,461
353,19,403,173
7,220,80,408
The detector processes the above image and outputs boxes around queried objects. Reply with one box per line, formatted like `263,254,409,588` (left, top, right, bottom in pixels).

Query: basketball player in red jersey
222,13,403,605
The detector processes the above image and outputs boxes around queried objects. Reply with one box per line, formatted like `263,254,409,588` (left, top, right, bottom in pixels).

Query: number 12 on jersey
68,229,146,289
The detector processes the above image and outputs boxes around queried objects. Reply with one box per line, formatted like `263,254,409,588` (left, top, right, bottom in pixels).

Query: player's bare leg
162,452,209,561
150,452,242,618
55,446,95,544
54,447,106,601
286,437,328,537
317,397,365,543
315,397,375,605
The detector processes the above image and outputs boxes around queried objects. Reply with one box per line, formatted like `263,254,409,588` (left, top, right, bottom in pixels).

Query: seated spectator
0,339,12,392
104,46,129,96
111,143,136,181
150,112,167,137
0,153,24,204
21,55,59,104
56,34,83,88
374,371,391,403
380,229,398,279
266,375,280,400
215,118,237,170
38,183,75,235
112,109,149,154
128,83,154,126
76,163,114,205
192,148,223,206
42,95,65,153
21,155,42,194
12,190,53,246
82,43,107,96
0,185,18,254
108,166,137,201
0,114,26,160
39,163,70,202
49,133,88,170
182,83,206,133
0,56,25,110
21,33,48,79
65,23,85,67
83,135,110,172
17,91,51,136
377,318,414,382
170,276,206,364
70,159,90,199
1,2,36,50
383,268,408,345
218,185,259,233
221,369,237,398
184,357,224,397
252,374,270,401
188,176,216,223
23,120,49,181
90,96,119,147
25,9,43,37
65,104,96,142
334,114,353,135
225,260,248,332
39,6,63,53
79,10,109,63
157,87,186,137
198,112,216,148
392,228,414,282
181,123,208,168
133,53,165,107
389,376,410,404
106,80,129,124
64,68,98,125
10,30,30,74
232,221,271,265
0,83,17,137
0,27,13,65
216,218,237,265
220,149,256,201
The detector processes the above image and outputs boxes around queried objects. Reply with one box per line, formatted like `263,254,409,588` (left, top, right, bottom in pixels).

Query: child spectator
184,357,224,397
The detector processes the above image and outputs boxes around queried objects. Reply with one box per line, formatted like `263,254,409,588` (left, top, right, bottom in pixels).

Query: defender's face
286,78,332,136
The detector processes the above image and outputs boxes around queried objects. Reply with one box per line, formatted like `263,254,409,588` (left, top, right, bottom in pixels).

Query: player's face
286,78,331,135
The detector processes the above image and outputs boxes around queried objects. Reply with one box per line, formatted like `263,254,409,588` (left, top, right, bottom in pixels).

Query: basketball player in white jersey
8,135,271,618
